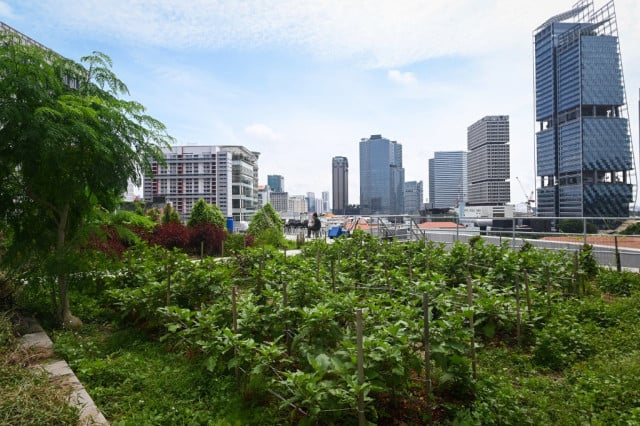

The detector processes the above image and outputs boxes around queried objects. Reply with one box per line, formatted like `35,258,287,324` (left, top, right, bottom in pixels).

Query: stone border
18,321,109,426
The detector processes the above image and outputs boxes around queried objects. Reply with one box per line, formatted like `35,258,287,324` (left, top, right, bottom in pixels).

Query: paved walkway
18,319,109,425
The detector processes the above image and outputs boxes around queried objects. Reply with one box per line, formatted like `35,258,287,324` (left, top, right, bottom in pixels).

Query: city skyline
3,1,640,207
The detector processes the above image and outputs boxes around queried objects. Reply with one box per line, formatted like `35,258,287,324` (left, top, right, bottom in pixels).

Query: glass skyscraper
359,135,404,215
428,151,467,210
267,175,284,193
534,0,634,217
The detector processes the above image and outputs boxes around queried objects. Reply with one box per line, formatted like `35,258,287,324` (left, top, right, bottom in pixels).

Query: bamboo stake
356,309,366,426
515,274,521,345
331,258,336,292
232,285,239,386
546,265,552,317
423,292,433,426
466,276,477,380
524,271,532,318
615,236,621,273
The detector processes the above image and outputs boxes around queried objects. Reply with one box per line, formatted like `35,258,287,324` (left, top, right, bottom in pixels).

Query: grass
53,324,273,425
50,294,640,425
470,293,640,425
0,311,79,426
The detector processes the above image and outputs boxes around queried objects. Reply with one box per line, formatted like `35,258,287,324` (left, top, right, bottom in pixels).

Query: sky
2,0,640,208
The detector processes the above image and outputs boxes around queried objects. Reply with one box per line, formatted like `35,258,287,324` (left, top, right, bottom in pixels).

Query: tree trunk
56,202,82,329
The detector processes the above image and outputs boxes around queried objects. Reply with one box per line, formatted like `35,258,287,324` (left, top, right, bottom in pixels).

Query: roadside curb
18,320,109,426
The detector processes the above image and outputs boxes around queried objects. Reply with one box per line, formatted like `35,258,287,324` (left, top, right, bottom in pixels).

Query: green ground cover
10,232,640,424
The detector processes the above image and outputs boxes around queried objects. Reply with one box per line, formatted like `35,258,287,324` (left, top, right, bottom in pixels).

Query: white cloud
0,1,14,18
387,69,417,85
244,123,281,141
29,0,576,68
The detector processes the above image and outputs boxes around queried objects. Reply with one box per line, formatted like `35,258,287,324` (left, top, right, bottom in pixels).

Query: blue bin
328,226,343,239
226,218,234,233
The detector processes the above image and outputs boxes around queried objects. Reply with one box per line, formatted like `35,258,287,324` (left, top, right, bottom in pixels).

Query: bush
558,219,598,234
247,203,284,247
151,222,189,250
224,233,254,255
187,224,226,256
187,199,225,229
85,224,128,259
597,269,640,296
110,210,157,232
533,315,595,371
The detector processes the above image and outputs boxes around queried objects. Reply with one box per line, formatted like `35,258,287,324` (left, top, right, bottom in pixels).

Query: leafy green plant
597,268,640,296
532,313,596,371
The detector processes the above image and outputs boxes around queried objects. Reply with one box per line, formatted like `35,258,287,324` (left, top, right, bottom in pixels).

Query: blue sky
2,0,640,207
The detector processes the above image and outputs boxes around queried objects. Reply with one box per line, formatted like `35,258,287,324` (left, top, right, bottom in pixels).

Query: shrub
597,269,640,296
187,224,226,256
247,204,285,248
85,224,128,259
224,233,254,255
111,210,157,232
188,198,225,229
162,203,182,224
619,221,640,235
533,315,595,371
558,219,598,234
151,222,188,250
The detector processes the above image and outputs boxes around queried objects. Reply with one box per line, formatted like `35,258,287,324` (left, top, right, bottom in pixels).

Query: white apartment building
143,145,235,221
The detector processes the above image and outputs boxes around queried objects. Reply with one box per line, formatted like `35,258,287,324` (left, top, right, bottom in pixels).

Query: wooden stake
466,276,477,380
524,271,532,318
423,292,433,426
515,274,521,345
356,309,366,426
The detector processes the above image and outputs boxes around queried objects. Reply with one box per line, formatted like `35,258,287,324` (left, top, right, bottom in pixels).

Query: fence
333,215,640,271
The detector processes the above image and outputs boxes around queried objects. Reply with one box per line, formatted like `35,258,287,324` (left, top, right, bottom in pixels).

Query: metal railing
329,214,640,270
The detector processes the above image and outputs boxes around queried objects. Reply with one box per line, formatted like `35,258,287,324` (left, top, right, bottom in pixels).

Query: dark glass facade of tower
534,1,634,217
267,175,284,193
359,135,404,215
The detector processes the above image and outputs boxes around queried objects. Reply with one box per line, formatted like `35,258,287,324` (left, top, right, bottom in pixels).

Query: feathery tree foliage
0,35,173,327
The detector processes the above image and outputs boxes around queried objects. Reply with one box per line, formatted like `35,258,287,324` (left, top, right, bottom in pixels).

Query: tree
188,198,225,228
247,203,285,247
0,35,173,327
162,203,182,224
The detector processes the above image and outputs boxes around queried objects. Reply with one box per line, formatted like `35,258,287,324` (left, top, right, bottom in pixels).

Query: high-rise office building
332,156,349,214
467,115,510,206
360,135,405,215
306,192,315,212
267,175,284,193
271,192,289,213
428,151,467,210
534,1,634,217
404,181,424,215
321,191,330,213
143,146,233,221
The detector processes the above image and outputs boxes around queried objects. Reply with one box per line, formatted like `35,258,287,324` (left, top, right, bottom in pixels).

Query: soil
541,235,640,249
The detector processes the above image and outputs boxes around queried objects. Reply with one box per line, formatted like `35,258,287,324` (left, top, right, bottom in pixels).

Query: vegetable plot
103,231,600,423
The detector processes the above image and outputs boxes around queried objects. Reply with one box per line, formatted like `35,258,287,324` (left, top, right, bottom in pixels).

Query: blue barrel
328,226,343,238
226,218,234,232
